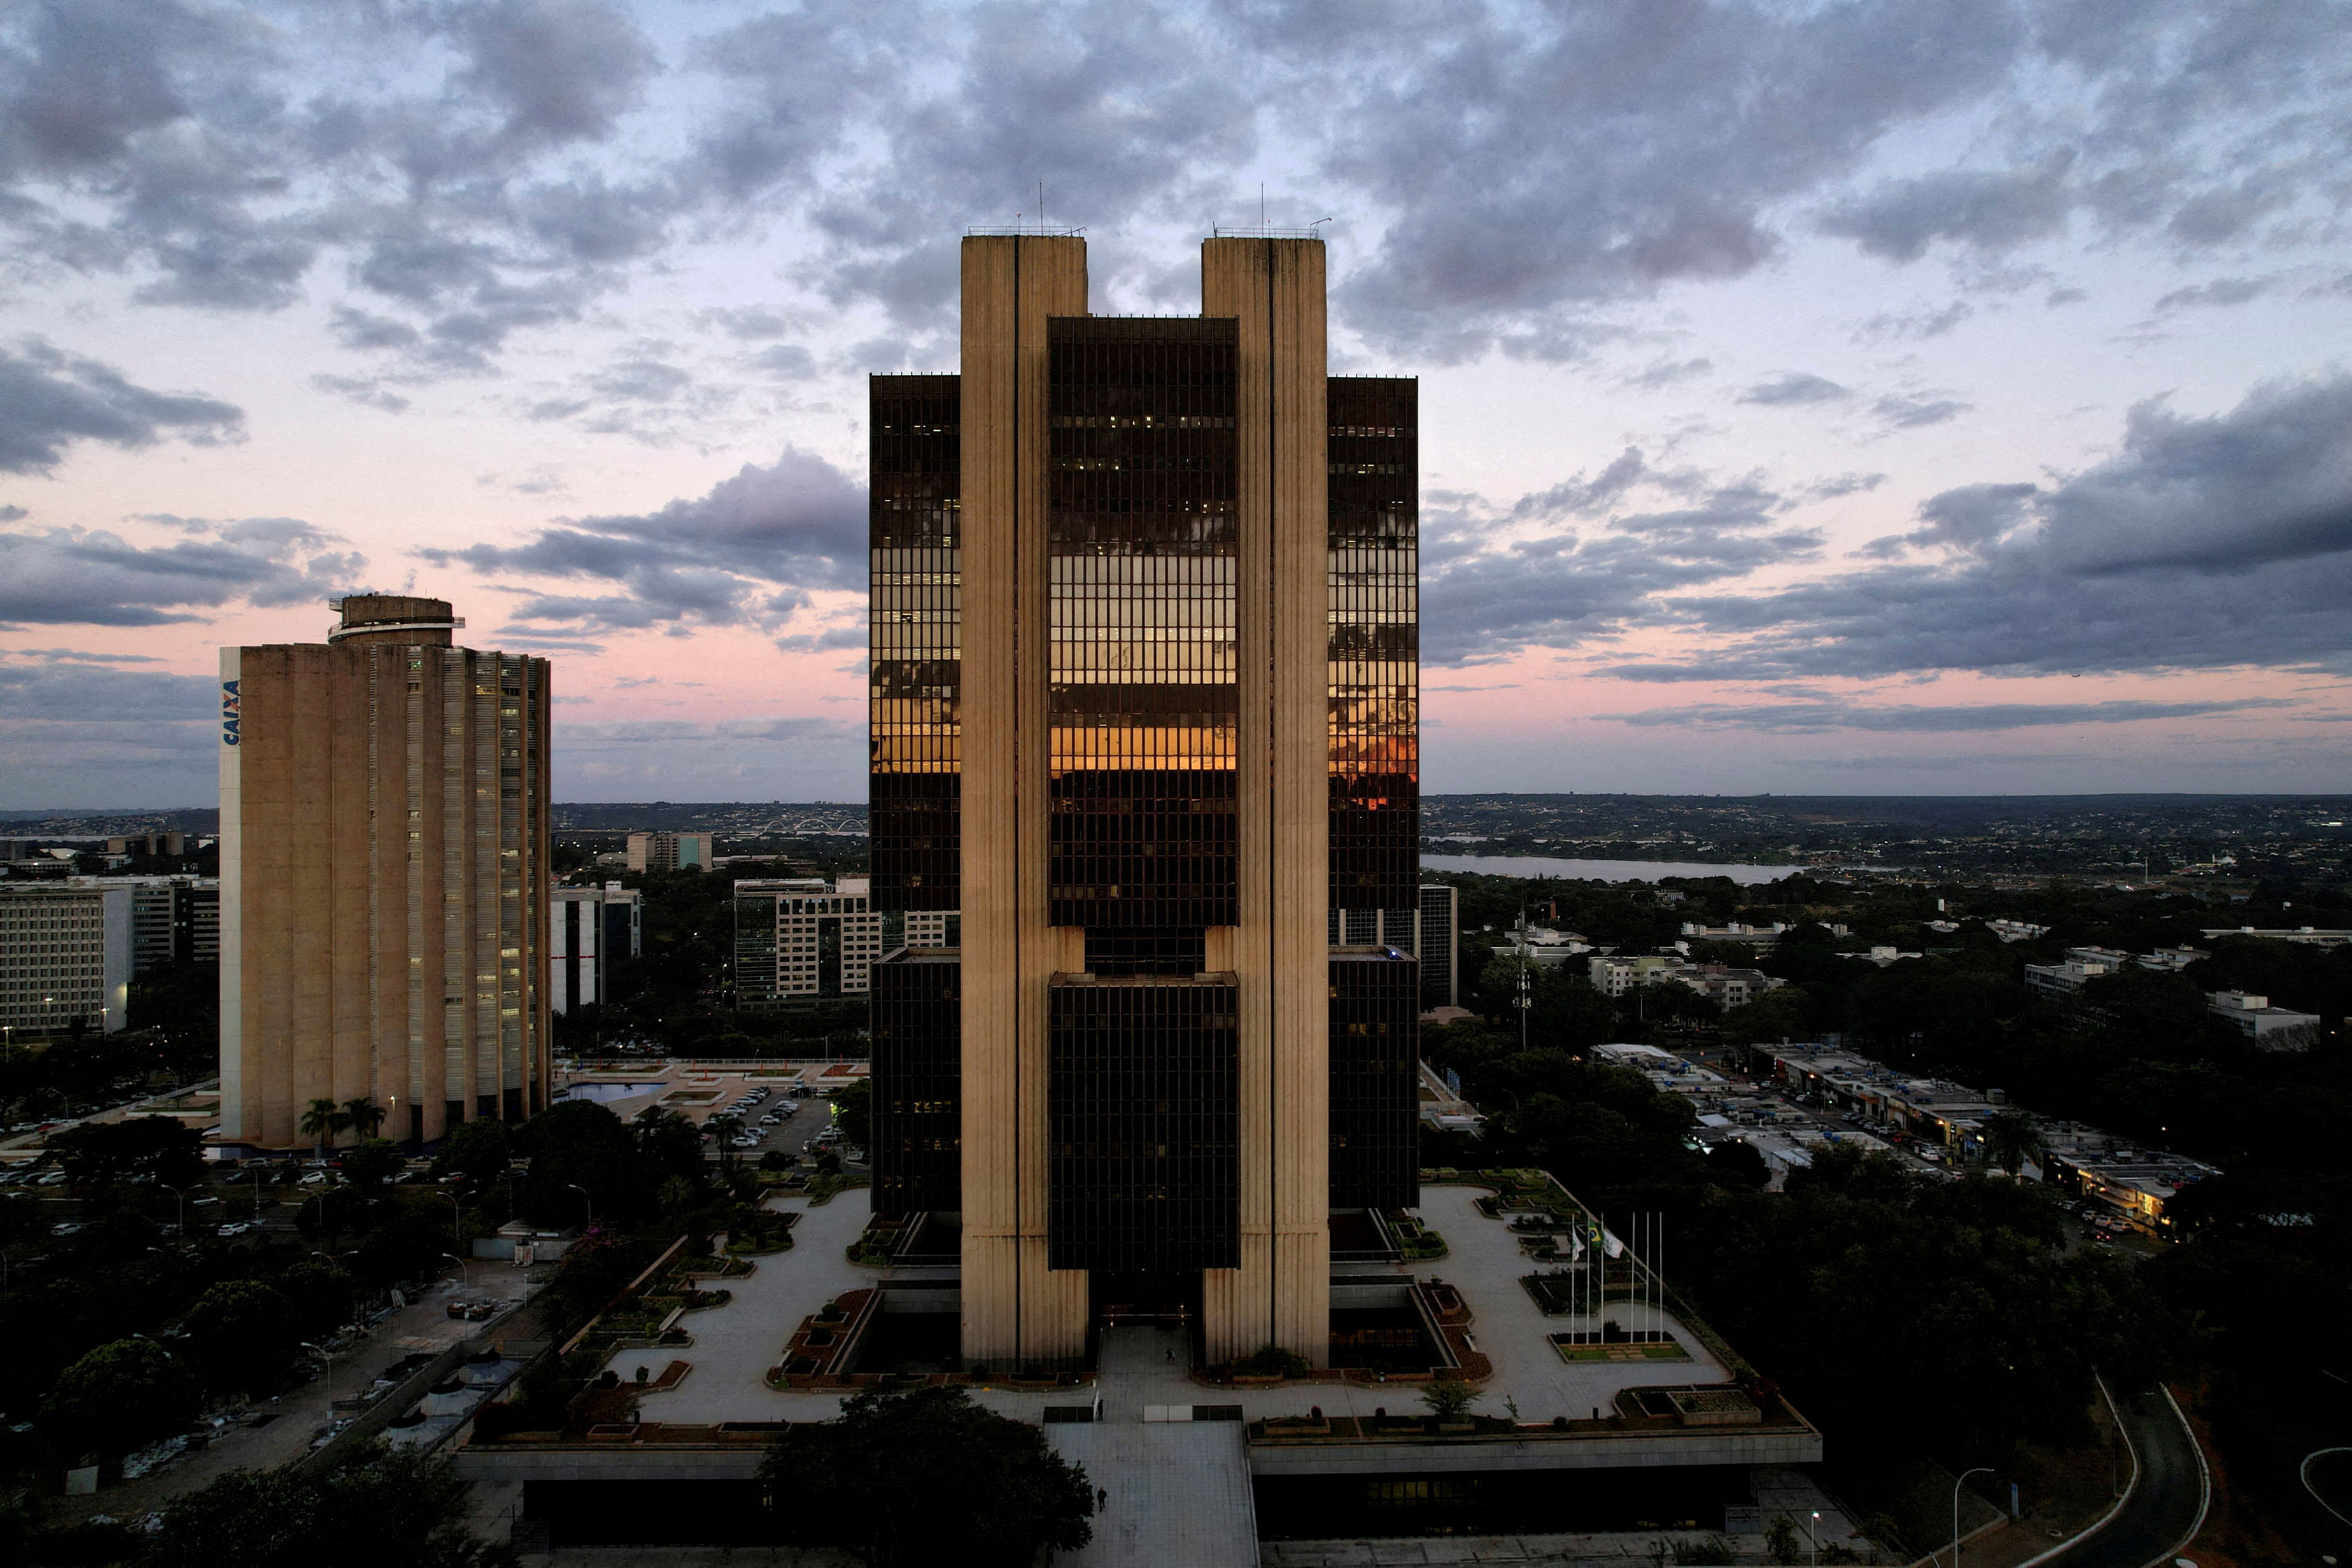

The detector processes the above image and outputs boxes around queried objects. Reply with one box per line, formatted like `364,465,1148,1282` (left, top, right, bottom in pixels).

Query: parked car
217,1222,250,1238
52,1221,83,1237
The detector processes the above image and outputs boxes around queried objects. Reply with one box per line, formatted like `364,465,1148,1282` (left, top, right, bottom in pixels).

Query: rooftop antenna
1039,179,1046,229
1259,183,1266,225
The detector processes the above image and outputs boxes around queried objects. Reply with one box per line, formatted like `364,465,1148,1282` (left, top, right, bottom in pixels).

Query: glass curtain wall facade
1327,379,1420,911
869,376,962,911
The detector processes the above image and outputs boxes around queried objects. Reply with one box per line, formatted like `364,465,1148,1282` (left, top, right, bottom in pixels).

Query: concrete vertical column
1201,236,1331,1365
218,648,246,1141
959,233,1091,1371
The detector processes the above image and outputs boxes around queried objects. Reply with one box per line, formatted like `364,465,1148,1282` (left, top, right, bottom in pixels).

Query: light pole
445,1252,472,1294
567,1182,592,1230
1805,1508,1820,1566
159,1182,187,1240
1951,1466,1992,1568
437,1190,463,1250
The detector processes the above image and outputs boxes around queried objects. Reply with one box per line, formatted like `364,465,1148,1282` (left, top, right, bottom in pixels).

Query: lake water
1419,853,1794,886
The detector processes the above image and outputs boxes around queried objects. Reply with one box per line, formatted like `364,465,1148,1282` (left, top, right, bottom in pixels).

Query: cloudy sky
4,0,2350,809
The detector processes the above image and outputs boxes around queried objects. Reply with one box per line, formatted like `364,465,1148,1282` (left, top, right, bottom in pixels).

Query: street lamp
1951,1466,1993,1568
159,1182,186,1239
437,1190,464,1250
567,1182,592,1229
1805,1508,1820,1567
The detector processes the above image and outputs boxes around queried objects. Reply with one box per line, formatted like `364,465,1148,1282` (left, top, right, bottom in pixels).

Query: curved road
2035,1385,2208,1568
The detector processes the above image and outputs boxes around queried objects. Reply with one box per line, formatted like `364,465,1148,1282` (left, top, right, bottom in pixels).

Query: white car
217,1221,250,1238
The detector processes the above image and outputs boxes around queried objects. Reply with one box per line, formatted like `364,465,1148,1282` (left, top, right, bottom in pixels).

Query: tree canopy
151,1442,513,1568
41,1337,197,1459
760,1386,1095,1567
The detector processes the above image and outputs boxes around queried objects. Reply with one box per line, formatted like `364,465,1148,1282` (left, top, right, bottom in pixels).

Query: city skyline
4,3,2352,808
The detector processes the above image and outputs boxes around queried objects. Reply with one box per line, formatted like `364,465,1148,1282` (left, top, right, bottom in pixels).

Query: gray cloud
1597,696,2293,734
1854,300,1973,342
1873,392,1971,429
1819,152,2077,264
2152,276,2272,313
4,1,2347,375
1740,374,1849,406
1863,481,2039,556
0,340,242,473
1642,371,2352,679
0,518,365,626
1621,357,1713,390
1424,464,1821,667
419,444,862,633
309,373,409,412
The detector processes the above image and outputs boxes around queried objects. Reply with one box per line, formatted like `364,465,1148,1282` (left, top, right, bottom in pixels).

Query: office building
550,882,643,1012
1,882,133,1034
115,876,219,973
219,595,552,1149
866,232,1419,1371
2023,946,2134,998
2207,990,2321,1044
627,831,713,873
106,833,188,857
1417,883,1459,1011
735,875,951,1007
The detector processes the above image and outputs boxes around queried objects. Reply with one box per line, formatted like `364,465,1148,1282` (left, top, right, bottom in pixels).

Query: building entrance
1090,1269,1198,1328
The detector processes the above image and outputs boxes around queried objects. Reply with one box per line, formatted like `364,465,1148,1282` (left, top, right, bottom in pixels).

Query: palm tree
299,1098,350,1160
1979,1109,2044,1178
343,1096,387,1142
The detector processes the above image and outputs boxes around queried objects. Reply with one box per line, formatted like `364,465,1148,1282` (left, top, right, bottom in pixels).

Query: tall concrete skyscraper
869,232,1419,1371
218,596,552,1149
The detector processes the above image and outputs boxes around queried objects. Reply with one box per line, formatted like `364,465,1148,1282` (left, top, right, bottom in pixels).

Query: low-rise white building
2199,926,2349,949
2024,946,2135,998
2206,990,2320,1045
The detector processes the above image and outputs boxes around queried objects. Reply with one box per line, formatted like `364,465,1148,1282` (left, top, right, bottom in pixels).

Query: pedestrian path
1047,1324,1259,1567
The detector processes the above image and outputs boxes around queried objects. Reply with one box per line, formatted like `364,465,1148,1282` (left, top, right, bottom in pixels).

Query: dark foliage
151,1442,514,1568
759,1386,1095,1568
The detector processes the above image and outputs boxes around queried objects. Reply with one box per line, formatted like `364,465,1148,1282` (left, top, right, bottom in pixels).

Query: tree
761,1386,1094,1567
1978,1110,2044,1177
183,1280,303,1393
432,1117,513,1190
275,1257,356,1338
513,1099,652,1224
344,1096,388,1142
151,1442,514,1568
299,1097,351,1158
832,1077,872,1152
1705,1137,1773,1190
632,1107,707,1185
42,1338,197,1458
341,1137,405,1188
46,1115,205,1189
1421,1373,1479,1422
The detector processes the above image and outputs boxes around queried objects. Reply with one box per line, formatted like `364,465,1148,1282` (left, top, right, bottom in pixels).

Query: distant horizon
11,787,2352,821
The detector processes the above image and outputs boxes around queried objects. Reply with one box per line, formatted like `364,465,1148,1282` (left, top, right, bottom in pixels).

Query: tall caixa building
869,233,1419,1371
218,596,553,1150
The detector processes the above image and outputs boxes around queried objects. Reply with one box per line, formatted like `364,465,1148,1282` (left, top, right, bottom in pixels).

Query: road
2033,1385,2207,1568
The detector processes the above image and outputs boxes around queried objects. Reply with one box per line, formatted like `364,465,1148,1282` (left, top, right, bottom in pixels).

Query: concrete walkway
1050,1326,1258,1568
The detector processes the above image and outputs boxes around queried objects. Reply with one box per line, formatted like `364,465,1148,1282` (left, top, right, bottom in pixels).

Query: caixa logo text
221,680,241,745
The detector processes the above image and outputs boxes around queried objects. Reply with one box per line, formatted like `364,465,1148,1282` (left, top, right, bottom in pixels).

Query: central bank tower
868,232,1419,1372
